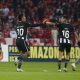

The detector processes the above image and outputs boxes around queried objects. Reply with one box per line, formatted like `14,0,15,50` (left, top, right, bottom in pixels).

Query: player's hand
43,19,49,24
43,19,55,25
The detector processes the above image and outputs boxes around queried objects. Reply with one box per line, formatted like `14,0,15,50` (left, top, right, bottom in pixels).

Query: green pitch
0,62,80,80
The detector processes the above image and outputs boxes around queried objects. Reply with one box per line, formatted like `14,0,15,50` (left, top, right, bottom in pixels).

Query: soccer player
16,14,43,72
71,31,80,71
43,16,78,72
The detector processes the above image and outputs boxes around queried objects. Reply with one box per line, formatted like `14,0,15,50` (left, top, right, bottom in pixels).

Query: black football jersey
16,21,43,40
16,22,28,40
58,23,74,44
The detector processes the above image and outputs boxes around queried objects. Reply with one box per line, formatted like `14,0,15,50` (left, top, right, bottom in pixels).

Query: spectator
31,40,39,46
3,23,10,38
51,26,58,46
0,32,6,44
0,0,79,46
10,27,17,39
2,4,10,23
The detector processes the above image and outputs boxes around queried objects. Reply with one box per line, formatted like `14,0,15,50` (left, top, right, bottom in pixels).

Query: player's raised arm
19,15,43,27
28,23,44,27
43,19,57,26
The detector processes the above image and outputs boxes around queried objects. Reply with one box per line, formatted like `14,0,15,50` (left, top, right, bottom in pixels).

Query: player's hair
62,15,69,20
17,14,23,21
61,15,70,23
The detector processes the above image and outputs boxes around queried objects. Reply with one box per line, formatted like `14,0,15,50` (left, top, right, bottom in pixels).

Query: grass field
0,62,80,80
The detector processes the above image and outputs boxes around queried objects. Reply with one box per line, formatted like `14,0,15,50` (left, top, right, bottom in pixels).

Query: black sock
17,56,23,61
58,60,61,70
17,56,23,69
18,62,22,69
65,59,69,68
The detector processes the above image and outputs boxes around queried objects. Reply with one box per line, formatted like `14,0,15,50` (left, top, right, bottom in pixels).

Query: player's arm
43,19,60,26
27,23,45,27
43,19,56,25
31,23,44,27
45,22,56,25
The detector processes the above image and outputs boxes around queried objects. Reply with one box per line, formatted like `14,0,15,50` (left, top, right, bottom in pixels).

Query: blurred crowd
0,0,80,46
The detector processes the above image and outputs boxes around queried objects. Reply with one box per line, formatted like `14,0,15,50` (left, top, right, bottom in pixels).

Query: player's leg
17,40,30,72
63,54,69,72
17,52,23,72
63,44,71,72
22,41,30,58
58,51,63,72
58,44,64,72
16,39,24,72
17,50,30,72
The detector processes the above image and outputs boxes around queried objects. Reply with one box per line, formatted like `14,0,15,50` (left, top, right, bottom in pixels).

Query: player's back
58,23,74,44
16,21,27,40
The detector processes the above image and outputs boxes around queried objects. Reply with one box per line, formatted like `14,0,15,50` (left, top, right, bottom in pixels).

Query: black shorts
59,43,71,54
16,39,30,53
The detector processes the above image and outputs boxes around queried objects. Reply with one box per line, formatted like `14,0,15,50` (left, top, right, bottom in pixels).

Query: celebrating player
16,14,43,72
43,15,78,72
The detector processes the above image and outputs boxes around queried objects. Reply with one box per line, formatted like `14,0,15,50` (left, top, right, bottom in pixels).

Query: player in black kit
16,14,43,72
43,16,78,72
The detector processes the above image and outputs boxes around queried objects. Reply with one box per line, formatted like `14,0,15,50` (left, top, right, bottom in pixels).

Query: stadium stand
0,0,80,46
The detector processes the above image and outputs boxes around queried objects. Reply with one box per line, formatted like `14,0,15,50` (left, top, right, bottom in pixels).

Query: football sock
17,56,23,61
18,62,22,69
64,59,69,68
58,60,61,70
17,56,23,69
